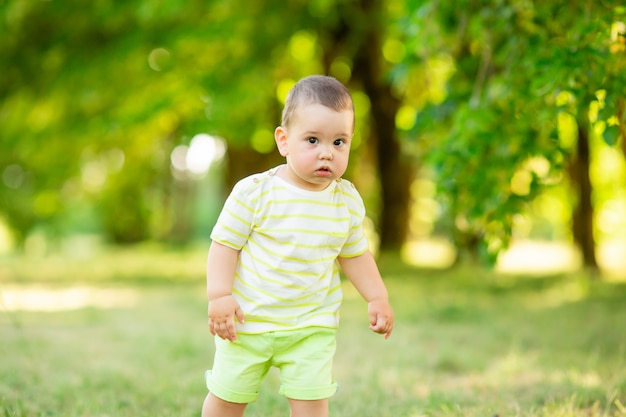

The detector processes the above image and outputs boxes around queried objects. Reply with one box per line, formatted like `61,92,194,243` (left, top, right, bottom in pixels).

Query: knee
287,398,329,417
202,393,247,417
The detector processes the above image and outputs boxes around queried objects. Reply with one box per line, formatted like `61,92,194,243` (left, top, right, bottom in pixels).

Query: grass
1,246,625,416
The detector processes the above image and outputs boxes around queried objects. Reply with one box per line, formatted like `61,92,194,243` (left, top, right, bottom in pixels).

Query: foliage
0,0,400,246
1,0,626,264
1,0,212,243
397,0,626,263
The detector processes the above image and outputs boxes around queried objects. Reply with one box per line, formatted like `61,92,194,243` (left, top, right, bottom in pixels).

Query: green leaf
602,124,620,146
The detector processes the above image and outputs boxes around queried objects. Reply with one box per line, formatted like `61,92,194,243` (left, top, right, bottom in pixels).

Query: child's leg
201,393,247,417
287,398,329,417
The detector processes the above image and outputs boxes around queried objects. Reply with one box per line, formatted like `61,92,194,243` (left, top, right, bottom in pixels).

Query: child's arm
338,250,394,339
206,241,245,341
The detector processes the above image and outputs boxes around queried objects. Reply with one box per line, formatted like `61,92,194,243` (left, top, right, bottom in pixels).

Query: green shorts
205,327,338,403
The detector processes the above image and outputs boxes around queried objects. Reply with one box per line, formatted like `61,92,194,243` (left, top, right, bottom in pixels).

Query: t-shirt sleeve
209,178,256,250
339,181,369,258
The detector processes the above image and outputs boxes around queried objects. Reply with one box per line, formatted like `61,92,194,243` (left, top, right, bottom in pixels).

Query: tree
0,0,415,251
518,1,626,269
399,0,626,267
399,0,557,263
3,0,623,263
1,0,218,244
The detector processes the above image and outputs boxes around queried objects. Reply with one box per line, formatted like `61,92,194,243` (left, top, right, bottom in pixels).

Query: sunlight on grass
0,243,208,311
402,238,626,280
496,240,582,275
0,243,208,284
401,238,456,268
598,239,626,279
402,238,584,273
1,285,139,311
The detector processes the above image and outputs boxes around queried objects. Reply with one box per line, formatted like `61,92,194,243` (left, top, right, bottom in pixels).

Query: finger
384,325,393,339
369,315,379,331
371,313,385,328
368,311,378,326
218,320,237,342
370,323,384,333
212,319,229,339
227,324,238,341
213,321,227,339
372,316,392,333
235,307,245,324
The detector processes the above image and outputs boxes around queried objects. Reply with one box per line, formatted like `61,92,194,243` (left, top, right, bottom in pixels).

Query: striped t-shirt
210,165,369,333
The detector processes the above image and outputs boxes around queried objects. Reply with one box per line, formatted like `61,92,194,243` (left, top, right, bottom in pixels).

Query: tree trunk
571,112,598,270
169,178,194,245
224,146,283,192
352,0,413,251
363,77,412,251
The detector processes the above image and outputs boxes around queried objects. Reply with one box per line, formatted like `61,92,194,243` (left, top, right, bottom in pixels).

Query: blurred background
1,0,626,278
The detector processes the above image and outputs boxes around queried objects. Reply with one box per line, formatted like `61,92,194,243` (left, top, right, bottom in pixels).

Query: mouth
315,167,332,177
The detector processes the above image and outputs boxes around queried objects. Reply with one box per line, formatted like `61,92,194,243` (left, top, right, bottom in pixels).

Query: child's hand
368,299,394,339
208,295,245,342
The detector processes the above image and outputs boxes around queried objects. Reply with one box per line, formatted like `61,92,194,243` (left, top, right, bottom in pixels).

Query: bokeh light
2,164,24,189
148,47,171,72
170,134,226,179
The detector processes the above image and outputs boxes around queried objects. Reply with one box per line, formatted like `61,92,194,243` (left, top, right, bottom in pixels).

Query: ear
274,126,289,157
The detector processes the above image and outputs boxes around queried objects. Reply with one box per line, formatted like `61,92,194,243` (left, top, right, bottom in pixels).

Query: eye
307,137,318,144
334,139,346,147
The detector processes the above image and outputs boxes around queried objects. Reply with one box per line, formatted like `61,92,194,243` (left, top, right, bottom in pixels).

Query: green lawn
1,248,625,416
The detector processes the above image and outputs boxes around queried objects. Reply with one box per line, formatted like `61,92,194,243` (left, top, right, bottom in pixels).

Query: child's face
275,103,354,191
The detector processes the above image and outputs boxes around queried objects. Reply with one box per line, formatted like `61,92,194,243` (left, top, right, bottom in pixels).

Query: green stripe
261,213,350,222
247,237,341,264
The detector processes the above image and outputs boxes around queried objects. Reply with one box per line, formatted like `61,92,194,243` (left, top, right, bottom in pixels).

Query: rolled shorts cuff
205,370,257,404
279,381,339,400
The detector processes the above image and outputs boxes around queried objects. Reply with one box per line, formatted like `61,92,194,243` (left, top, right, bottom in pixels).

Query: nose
320,145,333,160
